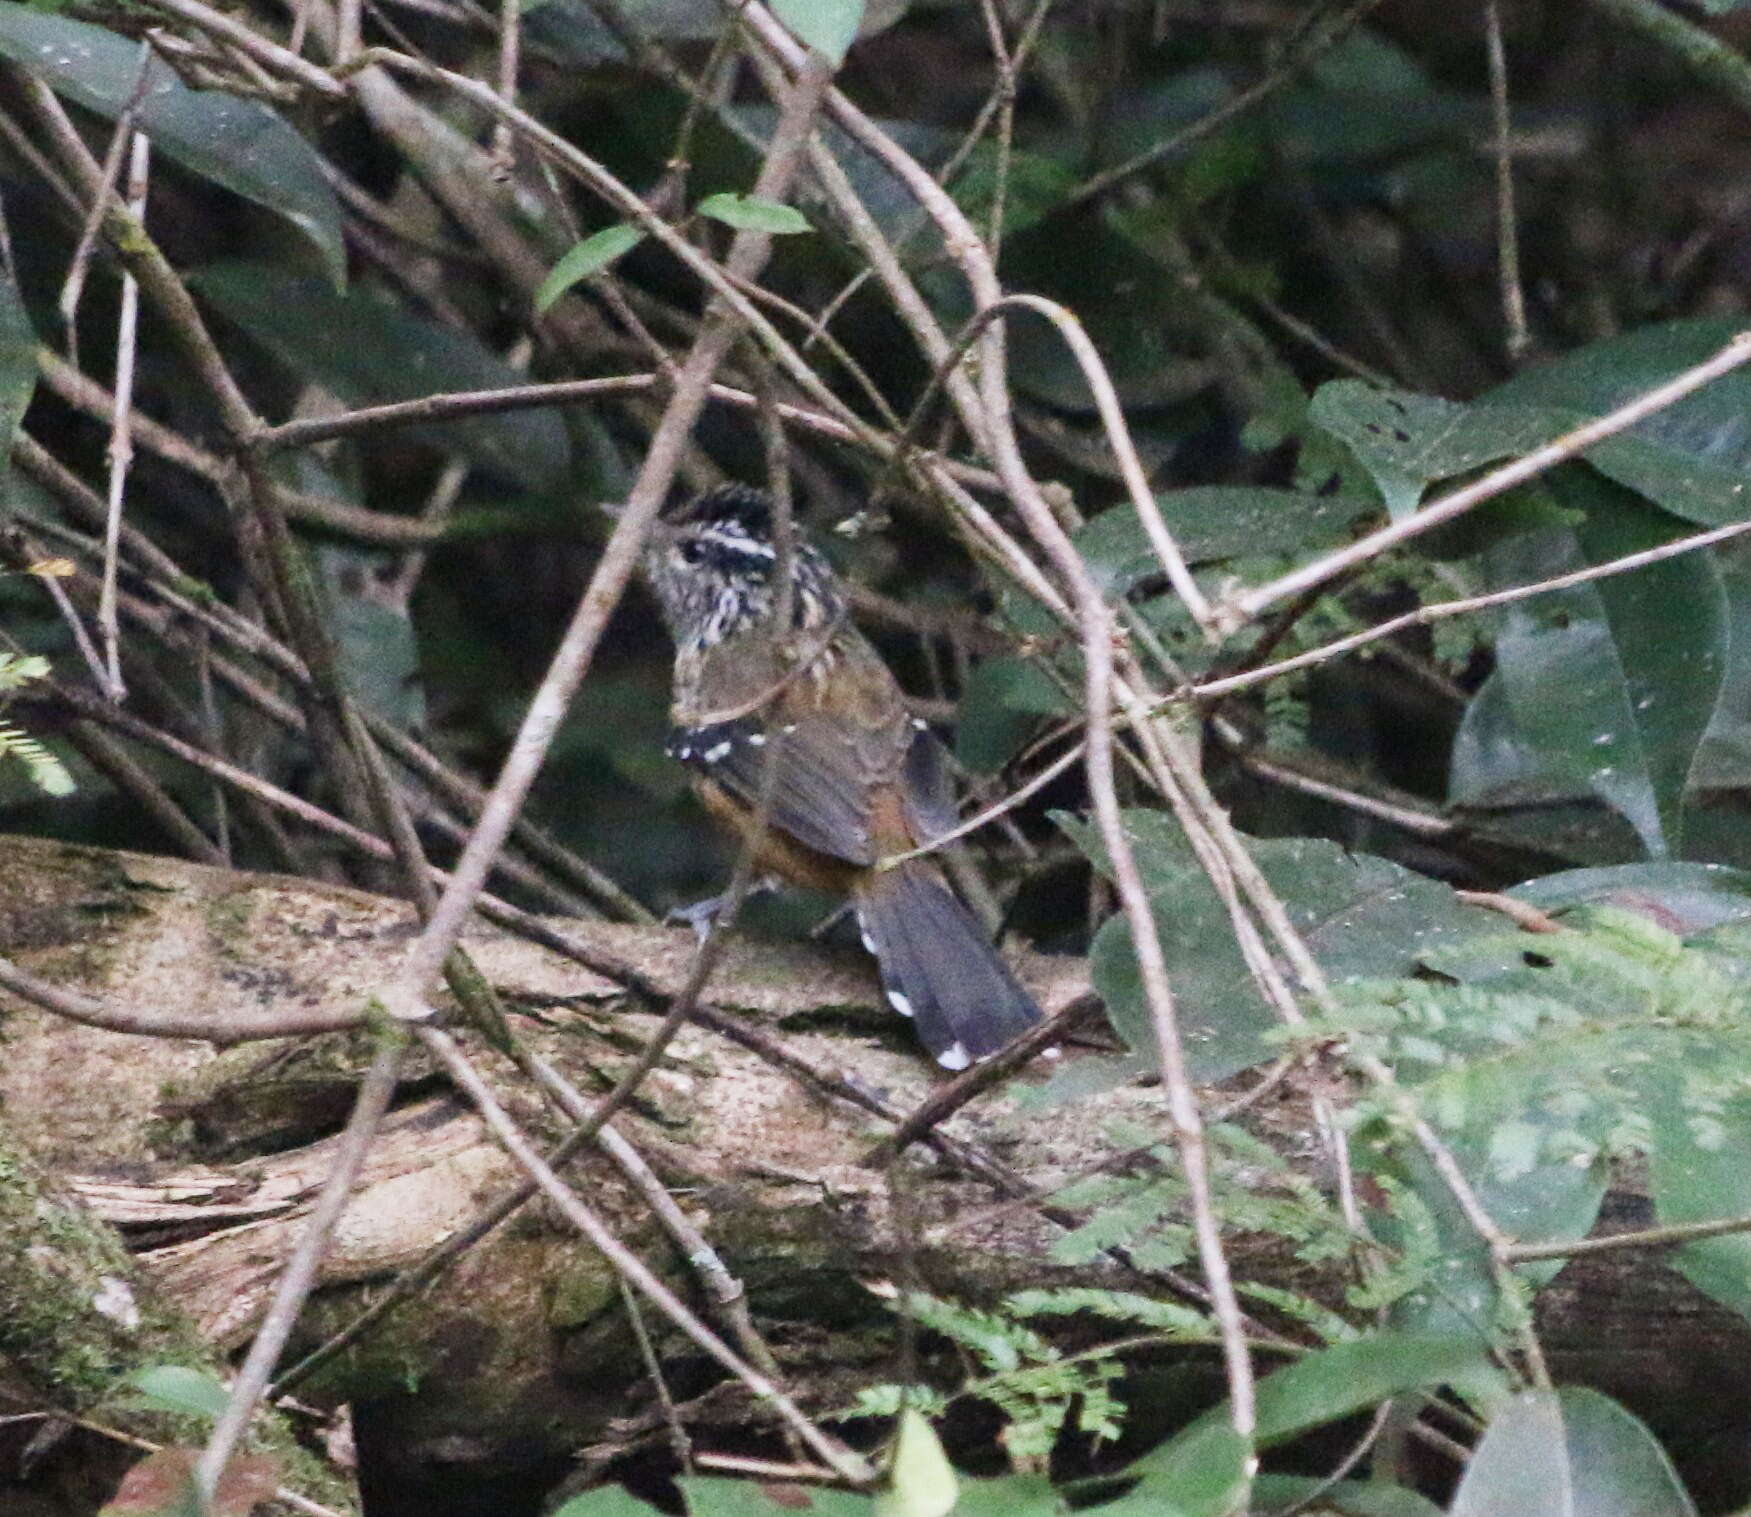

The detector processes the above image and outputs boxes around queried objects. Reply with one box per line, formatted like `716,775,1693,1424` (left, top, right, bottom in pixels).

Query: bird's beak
599,500,626,521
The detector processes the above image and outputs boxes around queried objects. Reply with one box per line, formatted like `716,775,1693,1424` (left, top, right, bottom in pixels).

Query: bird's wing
669,643,918,867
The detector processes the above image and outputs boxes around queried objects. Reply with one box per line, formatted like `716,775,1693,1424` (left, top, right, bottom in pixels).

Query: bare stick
57,42,156,350
140,0,346,95
1484,0,1528,362
1217,328,1751,628
194,1030,407,1499
1506,1209,1751,1263
1194,515,1751,703
417,1025,874,1483
99,129,151,703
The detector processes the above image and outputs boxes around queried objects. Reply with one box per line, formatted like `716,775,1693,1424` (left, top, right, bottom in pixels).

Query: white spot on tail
887,989,914,1018
746,732,766,747
937,1042,971,1071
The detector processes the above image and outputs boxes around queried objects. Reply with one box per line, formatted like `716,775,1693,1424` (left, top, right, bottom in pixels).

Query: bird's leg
665,875,781,941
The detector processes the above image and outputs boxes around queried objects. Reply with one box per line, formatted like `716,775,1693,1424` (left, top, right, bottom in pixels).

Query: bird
637,482,1042,1069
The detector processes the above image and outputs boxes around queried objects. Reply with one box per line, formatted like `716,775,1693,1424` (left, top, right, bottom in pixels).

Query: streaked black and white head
641,484,843,652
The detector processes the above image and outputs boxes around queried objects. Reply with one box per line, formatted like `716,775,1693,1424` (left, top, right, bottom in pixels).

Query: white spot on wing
860,930,878,955
937,1042,971,1071
887,989,914,1018
747,732,766,747
703,740,732,763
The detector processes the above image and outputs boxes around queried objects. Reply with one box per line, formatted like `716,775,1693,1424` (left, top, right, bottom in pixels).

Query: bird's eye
677,539,706,565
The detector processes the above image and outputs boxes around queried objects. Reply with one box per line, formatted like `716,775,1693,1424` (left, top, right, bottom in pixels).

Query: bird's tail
853,861,1041,1069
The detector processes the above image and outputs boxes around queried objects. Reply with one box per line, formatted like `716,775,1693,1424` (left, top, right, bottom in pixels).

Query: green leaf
191,262,570,493
696,192,813,234
552,1488,667,1517
954,656,1072,774
1484,318,1751,530
1450,1389,1694,1517
1064,811,1495,1079
0,254,34,498
1450,476,1729,858
1511,861,1751,935
1310,380,1555,522
118,1364,231,1421
1252,1476,1442,1517
873,1409,957,1517
1245,1331,1495,1447
769,0,866,63
1085,1421,1249,1516
1073,488,1361,584
944,1474,1062,1517
316,547,426,729
536,224,647,312
678,1476,873,1517
1648,1053,1751,1324
0,4,346,289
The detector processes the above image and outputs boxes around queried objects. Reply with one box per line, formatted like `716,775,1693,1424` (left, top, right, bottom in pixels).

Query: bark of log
0,834,1748,1508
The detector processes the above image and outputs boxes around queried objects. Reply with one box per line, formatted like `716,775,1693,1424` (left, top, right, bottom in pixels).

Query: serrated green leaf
536,224,647,312
769,0,866,63
696,192,813,234
0,4,346,289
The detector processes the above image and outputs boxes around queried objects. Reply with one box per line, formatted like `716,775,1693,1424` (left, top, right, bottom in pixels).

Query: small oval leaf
696,192,813,235
119,1363,231,1421
536,224,647,312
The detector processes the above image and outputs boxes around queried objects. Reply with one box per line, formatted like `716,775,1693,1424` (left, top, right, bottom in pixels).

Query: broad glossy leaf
1485,318,1751,529
1145,1333,1492,1477
954,656,1071,774
1067,810,1493,1079
1450,1389,1694,1517
316,547,425,730
1450,484,1728,859
939,1475,1062,1517
1073,488,1359,587
0,4,345,289
1252,1476,1442,1517
1689,550,1751,793
697,192,813,234
1310,381,1554,521
552,1489,665,1517
0,256,33,495
537,225,647,312
678,1477,872,1517
1087,1422,1248,1515
770,0,866,63
1648,1054,1751,1324
192,262,570,493
1511,861,1751,935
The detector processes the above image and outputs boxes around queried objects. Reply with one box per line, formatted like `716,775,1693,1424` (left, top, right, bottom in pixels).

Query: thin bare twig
1217,328,1751,628
99,128,151,702
1484,0,1529,362
1195,514,1751,702
194,1030,407,1498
